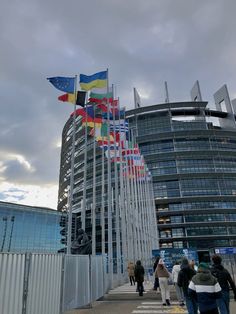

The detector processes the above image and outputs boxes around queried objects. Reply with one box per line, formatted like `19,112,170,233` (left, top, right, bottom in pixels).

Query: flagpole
111,85,121,280
82,97,88,230
117,103,128,275
131,129,140,260
101,130,105,256
128,133,137,261
106,68,113,287
67,75,77,255
92,106,96,256
124,118,133,262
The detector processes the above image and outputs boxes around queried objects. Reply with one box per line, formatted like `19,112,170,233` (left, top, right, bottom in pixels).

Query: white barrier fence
0,253,117,314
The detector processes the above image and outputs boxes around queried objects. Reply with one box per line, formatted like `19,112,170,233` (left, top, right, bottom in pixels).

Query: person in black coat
211,254,236,314
134,260,145,296
177,258,198,314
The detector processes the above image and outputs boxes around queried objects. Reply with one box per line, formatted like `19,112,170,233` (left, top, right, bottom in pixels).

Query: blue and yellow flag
79,71,107,91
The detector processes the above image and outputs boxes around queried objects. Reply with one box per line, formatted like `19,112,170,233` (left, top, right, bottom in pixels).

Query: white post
92,114,96,256
101,136,105,255
82,101,88,230
67,75,77,254
106,69,113,287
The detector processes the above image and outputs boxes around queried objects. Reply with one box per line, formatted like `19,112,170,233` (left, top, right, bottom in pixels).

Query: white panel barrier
0,253,25,314
0,253,112,314
26,254,63,314
91,255,104,301
62,255,90,311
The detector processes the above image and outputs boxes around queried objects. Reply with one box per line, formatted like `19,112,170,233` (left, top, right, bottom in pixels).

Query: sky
0,0,236,209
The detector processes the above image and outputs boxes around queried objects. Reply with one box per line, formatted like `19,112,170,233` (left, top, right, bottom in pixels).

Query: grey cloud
0,0,236,192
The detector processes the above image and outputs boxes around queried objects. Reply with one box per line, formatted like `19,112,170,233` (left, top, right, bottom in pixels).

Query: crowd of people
128,254,236,314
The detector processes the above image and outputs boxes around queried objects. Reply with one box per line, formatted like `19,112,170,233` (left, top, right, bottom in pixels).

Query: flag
110,120,129,133
102,109,125,120
89,97,113,104
96,99,119,115
91,86,112,94
134,87,142,108
58,91,86,106
58,93,76,103
76,91,86,107
47,76,75,93
90,122,114,140
79,71,107,91
90,91,113,100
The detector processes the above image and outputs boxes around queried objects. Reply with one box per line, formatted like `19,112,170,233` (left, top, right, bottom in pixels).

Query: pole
112,86,121,279
8,216,15,252
101,132,105,255
92,109,96,255
82,99,88,230
106,69,113,287
67,75,77,255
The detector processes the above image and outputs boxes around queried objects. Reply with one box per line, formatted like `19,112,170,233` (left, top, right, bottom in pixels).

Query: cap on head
198,262,209,270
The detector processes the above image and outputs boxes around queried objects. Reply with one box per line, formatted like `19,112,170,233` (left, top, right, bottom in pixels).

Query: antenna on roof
165,81,169,103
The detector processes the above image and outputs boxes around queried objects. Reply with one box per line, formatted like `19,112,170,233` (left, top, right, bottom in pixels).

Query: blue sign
215,247,236,255
152,248,198,271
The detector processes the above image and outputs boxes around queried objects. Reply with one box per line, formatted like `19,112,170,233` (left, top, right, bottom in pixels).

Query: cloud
0,0,236,207
0,182,57,209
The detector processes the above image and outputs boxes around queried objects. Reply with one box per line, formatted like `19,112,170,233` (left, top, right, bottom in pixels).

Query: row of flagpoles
47,70,158,282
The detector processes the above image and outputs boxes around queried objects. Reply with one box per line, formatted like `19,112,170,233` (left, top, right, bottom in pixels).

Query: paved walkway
65,282,236,314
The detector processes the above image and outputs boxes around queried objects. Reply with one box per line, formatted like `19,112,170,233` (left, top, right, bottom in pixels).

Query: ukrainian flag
79,71,107,91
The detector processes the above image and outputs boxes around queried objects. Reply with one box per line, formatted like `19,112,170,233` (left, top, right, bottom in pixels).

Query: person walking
190,259,197,271
177,257,198,314
155,259,171,306
211,254,236,314
172,261,185,306
153,256,160,291
189,262,222,314
134,260,145,296
127,261,135,286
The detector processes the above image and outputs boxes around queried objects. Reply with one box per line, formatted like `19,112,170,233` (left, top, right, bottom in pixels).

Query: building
126,82,236,253
58,106,157,264
0,201,65,253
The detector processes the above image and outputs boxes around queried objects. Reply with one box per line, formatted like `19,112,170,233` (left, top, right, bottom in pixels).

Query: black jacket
211,264,236,295
177,265,196,295
134,264,145,283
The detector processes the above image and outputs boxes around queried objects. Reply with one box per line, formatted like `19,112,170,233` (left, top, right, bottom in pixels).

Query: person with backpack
177,258,198,314
155,259,171,306
211,254,236,314
189,262,222,314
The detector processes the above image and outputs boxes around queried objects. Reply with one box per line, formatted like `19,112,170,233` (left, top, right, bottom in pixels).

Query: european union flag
47,76,75,93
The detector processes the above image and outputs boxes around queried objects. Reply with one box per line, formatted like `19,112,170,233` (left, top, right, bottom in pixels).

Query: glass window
172,228,184,237
171,216,183,223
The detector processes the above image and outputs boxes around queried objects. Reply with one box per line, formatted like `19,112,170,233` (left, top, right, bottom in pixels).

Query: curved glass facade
127,101,236,249
58,110,157,265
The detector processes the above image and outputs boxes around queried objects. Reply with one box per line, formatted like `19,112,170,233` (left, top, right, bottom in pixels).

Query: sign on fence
152,248,198,270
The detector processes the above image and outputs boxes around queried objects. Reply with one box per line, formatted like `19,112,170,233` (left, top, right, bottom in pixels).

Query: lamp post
8,216,15,252
1,216,8,252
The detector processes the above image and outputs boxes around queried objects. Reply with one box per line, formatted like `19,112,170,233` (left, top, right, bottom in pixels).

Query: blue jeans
185,294,198,314
216,290,230,314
